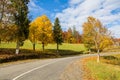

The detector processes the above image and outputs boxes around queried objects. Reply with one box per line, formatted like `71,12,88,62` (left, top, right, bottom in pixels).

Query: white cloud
28,0,48,20
28,0,43,11
55,0,120,38
109,25,120,38
69,0,83,6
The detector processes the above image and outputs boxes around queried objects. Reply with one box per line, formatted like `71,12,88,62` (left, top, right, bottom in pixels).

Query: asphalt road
0,52,119,80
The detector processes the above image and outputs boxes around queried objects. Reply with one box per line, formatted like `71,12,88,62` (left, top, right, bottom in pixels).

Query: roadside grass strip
86,55,120,80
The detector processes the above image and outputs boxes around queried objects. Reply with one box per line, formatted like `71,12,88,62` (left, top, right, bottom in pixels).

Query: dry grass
60,55,120,80
81,57,97,80
85,55,120,80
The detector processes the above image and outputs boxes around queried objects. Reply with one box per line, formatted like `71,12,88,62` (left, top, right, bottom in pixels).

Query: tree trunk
88,48,91,54
57,43,59,52
33,43,35,51
16,41,20,54
0,38,1,44
42,42,44,51
97,49,100,63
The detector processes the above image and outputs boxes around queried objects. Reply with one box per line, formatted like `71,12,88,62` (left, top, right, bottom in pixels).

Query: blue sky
28,0,120,38
28,0,69,21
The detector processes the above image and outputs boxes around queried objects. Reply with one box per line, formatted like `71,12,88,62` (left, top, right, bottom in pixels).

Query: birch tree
82,16,112,62
11,0,30,54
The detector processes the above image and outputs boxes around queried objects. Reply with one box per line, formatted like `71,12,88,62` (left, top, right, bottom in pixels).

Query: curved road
0,53,119,80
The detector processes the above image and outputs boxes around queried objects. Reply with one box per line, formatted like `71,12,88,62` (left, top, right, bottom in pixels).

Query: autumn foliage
62,27,81,43
0,0,116,56
82,16,113,62
82,16,113,51
29,15,53,51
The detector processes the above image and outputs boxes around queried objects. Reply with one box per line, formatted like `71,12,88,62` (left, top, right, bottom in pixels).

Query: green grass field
86,55,120,80
0,40,87,52
0,40,87,63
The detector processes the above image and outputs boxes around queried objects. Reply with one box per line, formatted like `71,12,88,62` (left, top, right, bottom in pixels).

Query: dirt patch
60,57,96,80
60,60,84,80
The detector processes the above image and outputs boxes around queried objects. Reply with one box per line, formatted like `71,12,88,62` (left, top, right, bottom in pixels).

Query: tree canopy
82,16,113,62
11,0,30,54
29,15,53,51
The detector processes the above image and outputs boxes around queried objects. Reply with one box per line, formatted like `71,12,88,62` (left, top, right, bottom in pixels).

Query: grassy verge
85,55,120,80
0,40,86,63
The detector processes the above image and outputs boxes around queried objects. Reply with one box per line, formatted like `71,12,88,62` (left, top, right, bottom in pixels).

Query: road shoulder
60,59,85,80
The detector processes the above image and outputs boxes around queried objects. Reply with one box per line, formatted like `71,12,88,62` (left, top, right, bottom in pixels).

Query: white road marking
12,58,67,80
12,52,120,80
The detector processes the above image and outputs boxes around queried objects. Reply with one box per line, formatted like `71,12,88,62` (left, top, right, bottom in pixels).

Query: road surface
0,53,119,80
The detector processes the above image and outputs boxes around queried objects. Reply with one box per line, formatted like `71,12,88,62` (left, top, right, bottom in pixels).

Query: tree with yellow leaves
82,16,113,62
29,15,53,51
29,21,39,51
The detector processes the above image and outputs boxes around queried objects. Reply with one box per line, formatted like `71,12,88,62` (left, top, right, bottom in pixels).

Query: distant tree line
62,27,81,44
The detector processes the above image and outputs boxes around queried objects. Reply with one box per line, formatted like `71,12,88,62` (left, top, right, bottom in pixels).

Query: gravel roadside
60,59,85,80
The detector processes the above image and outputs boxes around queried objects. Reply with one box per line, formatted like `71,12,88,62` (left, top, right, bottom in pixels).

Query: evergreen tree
53,17,63,52
11,0,30,54
67,27,73,43
72,26,81,43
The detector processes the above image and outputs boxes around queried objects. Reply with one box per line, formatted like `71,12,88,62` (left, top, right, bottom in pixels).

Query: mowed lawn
0,40,87,63
86,54,120,80
0,40,87,52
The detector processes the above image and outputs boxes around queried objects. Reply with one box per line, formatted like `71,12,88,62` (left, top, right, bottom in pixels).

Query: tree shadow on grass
102,56,120,65
45,49,84,57
0,48,84,63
